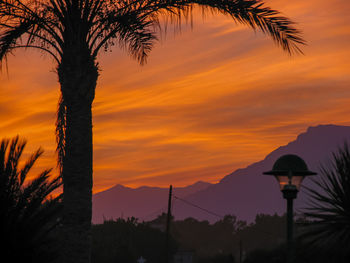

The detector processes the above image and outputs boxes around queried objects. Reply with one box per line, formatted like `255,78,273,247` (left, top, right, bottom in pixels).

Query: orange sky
1,0,350,192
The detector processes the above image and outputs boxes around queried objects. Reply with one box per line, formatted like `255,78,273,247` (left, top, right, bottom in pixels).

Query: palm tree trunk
62,101,93,263
58,46,98,263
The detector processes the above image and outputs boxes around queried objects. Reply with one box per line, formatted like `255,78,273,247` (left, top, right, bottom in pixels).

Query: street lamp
263,154,316,263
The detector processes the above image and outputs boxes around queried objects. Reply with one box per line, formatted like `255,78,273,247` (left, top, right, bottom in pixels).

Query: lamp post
263,154,316,263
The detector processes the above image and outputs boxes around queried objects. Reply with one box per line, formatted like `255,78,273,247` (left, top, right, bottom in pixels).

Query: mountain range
92,124,350,224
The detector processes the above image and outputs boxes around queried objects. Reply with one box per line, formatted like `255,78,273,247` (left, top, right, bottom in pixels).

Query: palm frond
55,94,66,173
19,147,43,186
0,19,33,61
2,0,305,66
137,0,305,54
4,136,25,196
0,0,63,66
0,136,62,263
88,0,156,63
300,142,350,261
92,11,156,64
89,0,305,64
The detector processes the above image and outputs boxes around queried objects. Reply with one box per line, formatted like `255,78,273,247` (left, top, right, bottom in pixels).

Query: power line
173,195,224,219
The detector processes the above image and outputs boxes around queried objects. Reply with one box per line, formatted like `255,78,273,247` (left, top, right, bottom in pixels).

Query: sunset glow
1,0,349,192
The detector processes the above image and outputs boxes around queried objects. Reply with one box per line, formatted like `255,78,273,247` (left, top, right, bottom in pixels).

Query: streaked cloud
0,0,349,191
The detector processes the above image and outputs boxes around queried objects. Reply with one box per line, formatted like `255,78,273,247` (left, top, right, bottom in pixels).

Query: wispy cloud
0,0,349,191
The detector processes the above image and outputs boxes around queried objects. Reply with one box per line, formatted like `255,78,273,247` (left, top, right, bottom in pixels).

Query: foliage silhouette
0,1,305,262
171,215,246,257
0,136,62,263
163,213,286,259
300,143,350,262
92,217,177,263
92,213,347,263
92,214,295,262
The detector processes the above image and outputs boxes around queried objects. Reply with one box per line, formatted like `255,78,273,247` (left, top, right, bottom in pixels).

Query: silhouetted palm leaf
300,143,350,261
1,1,305,66
0,136,62,263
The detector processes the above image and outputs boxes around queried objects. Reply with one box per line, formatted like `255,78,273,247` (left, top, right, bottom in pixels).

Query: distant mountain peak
183,180,211,188
220,124,350,186
93,124,350,223
110,181,211,191
307,124,345,131
114,184,126,189
296,124,350,140
92,180,212,224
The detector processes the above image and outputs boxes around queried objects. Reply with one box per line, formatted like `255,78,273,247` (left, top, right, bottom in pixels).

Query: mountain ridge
93,124,350,223
92,180,212,223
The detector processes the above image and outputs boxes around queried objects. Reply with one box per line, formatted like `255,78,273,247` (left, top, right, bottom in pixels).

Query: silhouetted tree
0,1,305,262
0,136,62,263
169,213,288,260
92,217,177,263
300,143,350,262
237,213,285,254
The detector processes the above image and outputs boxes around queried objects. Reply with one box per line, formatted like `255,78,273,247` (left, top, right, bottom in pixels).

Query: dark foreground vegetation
92,212,348,263
92,213,287,263
1,136,349,263
0,137,62,263
92,217,177,263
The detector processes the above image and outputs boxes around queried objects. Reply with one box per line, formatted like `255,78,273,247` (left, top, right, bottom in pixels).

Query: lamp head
263,154,316,191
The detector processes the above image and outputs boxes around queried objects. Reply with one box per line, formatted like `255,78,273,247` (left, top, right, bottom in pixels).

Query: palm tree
301,143,350,262
0,1,305,262
0,136,62,263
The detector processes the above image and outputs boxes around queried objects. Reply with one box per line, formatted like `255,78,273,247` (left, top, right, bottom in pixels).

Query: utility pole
165,185,173,263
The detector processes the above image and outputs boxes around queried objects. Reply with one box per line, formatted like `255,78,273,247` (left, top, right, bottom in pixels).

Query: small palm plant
0,136,62,263
300,143,350,262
